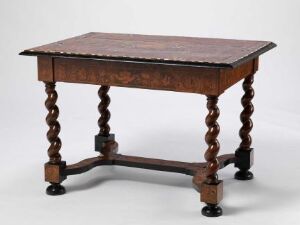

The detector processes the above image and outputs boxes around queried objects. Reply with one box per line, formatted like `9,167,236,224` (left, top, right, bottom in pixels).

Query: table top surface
20,32,276,68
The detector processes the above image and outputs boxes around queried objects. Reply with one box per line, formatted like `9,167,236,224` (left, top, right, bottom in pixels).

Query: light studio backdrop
0,0,299,224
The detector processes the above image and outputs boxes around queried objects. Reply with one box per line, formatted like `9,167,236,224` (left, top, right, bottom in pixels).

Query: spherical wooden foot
201,204,223,217
234,170,253,180
46,183,66,195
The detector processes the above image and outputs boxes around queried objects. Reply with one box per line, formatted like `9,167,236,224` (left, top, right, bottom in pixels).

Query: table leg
44,82,66,195
201,96,223,217
234,74,255,180
95,85,118,158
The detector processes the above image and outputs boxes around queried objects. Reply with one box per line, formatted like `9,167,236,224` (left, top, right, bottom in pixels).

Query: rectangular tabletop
20,32,275,68
20,32,276,95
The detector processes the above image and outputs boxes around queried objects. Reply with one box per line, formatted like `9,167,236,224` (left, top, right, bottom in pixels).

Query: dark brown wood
38,56,54,81
20,33,276,216
234,73,255,180
95,85,119,157
200,96,223,214
204,96,220,184
201,181,223,204
192,154,234,192
44,82,62,164
44,82,66,194
65,154,206,176
64,153,234,176
20,32,276,68
98,86,111,136
100,140,119,159
219,58,258,91
63,153,235,189
48,56,258,95
94,88,116,153
44,162,66,183
53,57,220,95
239,74,254,149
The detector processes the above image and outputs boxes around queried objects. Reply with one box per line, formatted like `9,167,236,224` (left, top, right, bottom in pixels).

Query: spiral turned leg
44,82,66,195
201,96,223,217
98,85,111,137
235,74,255,180
95,86,118,158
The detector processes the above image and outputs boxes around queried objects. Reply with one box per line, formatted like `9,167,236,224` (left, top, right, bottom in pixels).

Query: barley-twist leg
235,74,255,180
44,82,65,195
95,85,118,157
201,96,223,217
45,82,62,164
204,96,220,184
98,85,111,136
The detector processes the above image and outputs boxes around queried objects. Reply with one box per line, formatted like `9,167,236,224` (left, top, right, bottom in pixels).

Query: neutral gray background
0,0,299,224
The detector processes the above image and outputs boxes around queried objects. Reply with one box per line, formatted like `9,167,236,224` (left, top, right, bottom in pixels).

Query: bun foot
201,204,222,217
46,183,66,196
234,170,253,180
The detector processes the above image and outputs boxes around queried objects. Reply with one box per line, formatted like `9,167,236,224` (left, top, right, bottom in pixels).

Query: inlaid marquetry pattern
98,85,111,136
239,74,254,149
204,96,220,184
44,82,62,164
23,32,275,67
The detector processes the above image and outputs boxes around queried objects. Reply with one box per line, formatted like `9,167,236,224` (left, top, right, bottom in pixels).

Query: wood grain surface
20,32,275,68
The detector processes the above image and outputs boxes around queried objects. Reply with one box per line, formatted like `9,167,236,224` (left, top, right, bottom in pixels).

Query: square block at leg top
235,148,254,170
201,181,223,205
95,134,115,152
45,161,66,183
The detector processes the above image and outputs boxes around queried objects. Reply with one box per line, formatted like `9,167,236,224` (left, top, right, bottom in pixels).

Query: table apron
37,56,258,95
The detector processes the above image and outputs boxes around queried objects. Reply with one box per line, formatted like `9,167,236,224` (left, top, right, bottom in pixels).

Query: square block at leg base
235,148,254,170
200,181,223,205
95,134,115,152
45,161,66,183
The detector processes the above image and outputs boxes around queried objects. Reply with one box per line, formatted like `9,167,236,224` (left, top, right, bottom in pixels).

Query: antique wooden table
20,32,276,217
